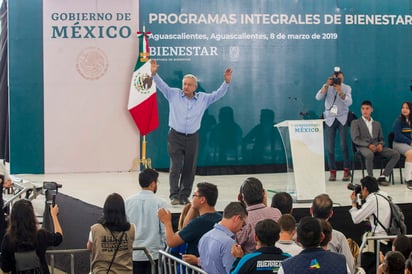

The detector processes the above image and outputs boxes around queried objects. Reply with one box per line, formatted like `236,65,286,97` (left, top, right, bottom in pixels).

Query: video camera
347,183,361,195
43,181,62,207
329,66,342,86
42,181,62,231
329,77,342,86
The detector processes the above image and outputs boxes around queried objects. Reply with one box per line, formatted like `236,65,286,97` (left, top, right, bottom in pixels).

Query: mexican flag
127,30,159,135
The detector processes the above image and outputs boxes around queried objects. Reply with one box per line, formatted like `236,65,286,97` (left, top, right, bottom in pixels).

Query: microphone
288,97,309,119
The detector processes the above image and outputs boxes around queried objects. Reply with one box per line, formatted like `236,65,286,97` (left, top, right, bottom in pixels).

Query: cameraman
349,176,392,273
316,68,352,181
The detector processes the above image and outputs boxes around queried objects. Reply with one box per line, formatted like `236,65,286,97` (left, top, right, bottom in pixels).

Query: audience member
271,192,293,214
88,193,135,274
199,201,247,274
178,203,199,230
346,238,361,270
0,161,12,245
275,214,302,256
125,168,168,274
1,199,63,274
236,177,281,253
231,219,291,274
319,219,353,273
169,203,200,258
169,203,200,274
278,216,348,274
350,100,400,186
405,252,412,274
311,193,354,273
377,251,405,274
393,235,412,261
319,219,333,250
158,182,222,265
379,235,412,266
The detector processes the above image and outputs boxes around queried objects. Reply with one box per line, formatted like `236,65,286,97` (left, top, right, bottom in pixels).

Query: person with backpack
0,199,63,274
348,176,392,274
88,193,135,274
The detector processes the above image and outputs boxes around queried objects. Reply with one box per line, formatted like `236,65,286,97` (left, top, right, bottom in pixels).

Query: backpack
14,250,42,274
14,242,42,274
373,193,407,236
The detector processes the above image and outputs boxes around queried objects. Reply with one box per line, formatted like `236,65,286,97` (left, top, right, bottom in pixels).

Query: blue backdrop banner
140,0,412,170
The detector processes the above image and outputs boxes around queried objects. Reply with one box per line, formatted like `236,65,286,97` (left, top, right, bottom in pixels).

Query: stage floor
13,168,411,213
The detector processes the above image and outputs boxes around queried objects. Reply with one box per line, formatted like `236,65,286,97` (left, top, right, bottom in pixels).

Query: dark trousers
326,119,350,170
168,129,199,200
357,147,400,177
133,260,158,274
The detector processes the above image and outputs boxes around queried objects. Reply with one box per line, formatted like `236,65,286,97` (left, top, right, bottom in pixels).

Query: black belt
170,128,197,137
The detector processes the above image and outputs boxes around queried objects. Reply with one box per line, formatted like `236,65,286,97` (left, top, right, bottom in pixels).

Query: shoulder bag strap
372,193,389,233
107,231,125,274
326,92,338,111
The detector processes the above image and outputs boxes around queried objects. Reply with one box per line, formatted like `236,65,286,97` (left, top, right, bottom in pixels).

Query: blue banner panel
9,0,44,173
141,0,412,170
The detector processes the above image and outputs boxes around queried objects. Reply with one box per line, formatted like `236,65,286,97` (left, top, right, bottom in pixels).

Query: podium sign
275,120,325,201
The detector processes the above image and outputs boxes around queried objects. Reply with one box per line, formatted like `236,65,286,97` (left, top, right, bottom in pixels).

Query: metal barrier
47,248,89,274
3,178,43,209
358,233,412,271
46,247,155,274
158,249,207,274
135,247,157,274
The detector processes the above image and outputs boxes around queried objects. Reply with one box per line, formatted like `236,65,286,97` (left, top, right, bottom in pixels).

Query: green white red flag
127,29,159,135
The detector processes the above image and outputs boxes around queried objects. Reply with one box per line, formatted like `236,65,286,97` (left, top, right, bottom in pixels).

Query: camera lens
347,183,361,194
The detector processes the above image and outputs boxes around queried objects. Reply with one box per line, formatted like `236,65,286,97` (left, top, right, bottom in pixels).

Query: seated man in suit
350,100,400,186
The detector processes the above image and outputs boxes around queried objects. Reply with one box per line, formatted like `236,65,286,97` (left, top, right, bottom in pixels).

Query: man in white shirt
125,168,168,274
350,100,400,186
349,176,392,273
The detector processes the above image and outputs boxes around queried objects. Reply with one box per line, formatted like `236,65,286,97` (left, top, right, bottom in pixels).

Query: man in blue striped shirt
198,201,247,274
150,59,232,205
315,68,352,182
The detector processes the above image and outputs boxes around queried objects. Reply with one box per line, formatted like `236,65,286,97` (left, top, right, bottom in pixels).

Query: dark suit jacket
350,117,385,148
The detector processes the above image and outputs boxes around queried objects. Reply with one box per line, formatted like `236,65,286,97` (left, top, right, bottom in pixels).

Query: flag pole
129,135,152,171
140,135,152,168
128,24,157,172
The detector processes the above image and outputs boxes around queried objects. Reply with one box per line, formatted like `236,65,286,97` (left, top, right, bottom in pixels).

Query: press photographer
315,66,352,182
348,176,392,273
